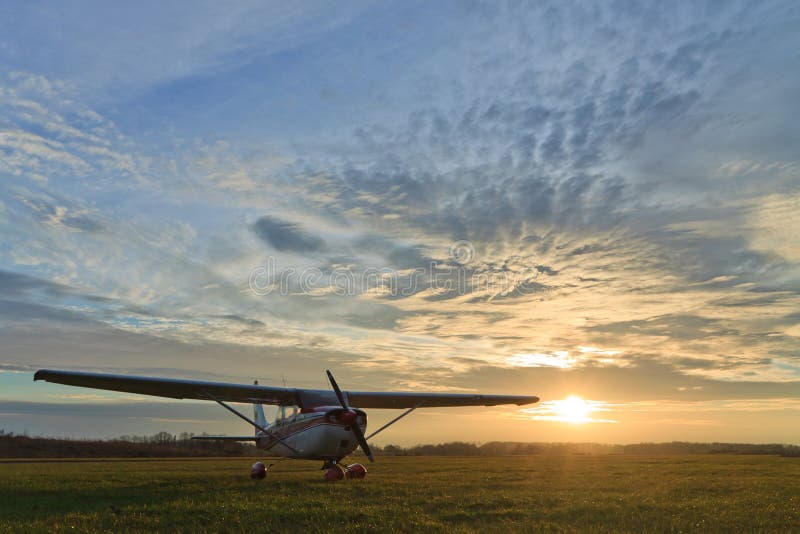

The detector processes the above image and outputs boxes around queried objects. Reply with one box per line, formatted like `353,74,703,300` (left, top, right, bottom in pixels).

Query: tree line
371,441,800,457
0,430,259,458
1,430,798,458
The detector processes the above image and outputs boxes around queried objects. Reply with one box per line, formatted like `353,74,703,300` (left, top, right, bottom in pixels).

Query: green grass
1,455,799,532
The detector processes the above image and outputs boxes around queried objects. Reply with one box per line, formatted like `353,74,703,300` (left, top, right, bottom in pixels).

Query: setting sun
552,396,592,424
525,396,617,425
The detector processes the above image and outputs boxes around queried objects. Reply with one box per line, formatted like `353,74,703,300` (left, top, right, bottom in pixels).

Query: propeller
326,369,374,463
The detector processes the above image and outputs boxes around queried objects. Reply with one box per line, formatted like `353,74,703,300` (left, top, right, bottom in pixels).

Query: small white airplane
34,369,538,481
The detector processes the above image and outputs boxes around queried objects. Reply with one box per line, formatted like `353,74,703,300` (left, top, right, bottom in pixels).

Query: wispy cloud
0,1,798,441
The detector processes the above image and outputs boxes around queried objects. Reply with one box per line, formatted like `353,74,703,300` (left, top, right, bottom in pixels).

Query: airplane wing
34,369,539,408
34,369,299,404
343,391,538,408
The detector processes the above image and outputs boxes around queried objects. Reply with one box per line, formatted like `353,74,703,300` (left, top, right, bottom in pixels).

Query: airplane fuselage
258,407,367,461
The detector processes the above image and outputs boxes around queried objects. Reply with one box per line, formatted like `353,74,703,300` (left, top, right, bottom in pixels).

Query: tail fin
253,380,268,433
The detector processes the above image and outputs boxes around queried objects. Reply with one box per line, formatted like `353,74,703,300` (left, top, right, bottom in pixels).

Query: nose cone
339,410,358,425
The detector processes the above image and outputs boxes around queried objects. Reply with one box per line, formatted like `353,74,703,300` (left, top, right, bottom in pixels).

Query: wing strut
203,391,300,454
365,402,424,441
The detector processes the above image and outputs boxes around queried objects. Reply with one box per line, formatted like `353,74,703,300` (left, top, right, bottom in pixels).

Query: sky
1,0,799,445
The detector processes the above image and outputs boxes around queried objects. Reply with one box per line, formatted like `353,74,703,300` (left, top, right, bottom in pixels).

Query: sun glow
552,396,592,424
526,396,617,424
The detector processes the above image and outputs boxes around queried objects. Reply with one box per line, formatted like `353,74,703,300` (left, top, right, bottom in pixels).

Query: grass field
1,455,799,532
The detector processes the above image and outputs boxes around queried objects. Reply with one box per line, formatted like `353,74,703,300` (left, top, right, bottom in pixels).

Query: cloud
214,314,265,328
1,1,799,442
0,4,377,98
0,72,146,188
0,270,67,299
16,195,104,233
252,216,325,252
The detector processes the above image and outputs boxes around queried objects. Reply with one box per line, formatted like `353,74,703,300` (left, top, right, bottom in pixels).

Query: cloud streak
0,1,798,441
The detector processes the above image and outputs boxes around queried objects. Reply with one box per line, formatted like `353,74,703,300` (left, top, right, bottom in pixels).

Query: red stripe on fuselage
259,413,365,453
269,414,327,439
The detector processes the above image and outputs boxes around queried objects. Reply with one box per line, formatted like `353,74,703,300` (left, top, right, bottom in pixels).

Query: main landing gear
250,458,286,480
250,459,366,481
251,461,267,480
322,459,367,481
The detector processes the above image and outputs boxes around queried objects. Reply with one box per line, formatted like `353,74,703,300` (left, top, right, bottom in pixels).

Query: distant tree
382,444,403,456
152,431,174,444
781,445,800,457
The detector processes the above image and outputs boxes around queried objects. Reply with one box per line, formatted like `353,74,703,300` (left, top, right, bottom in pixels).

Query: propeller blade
350,418,374,463
326,369,349,409
326,370,374,462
